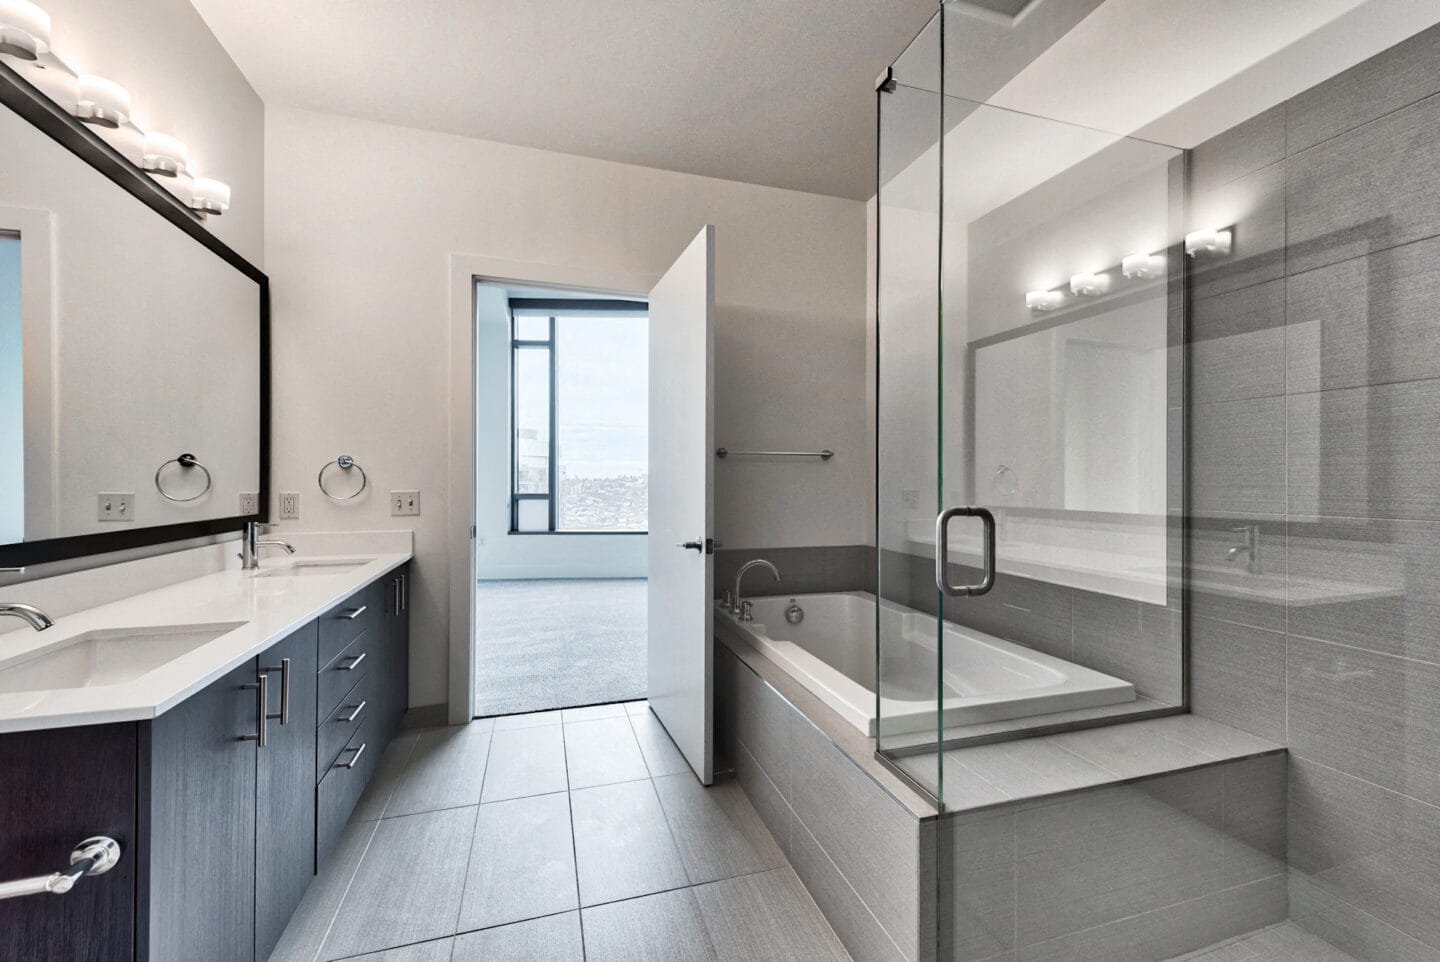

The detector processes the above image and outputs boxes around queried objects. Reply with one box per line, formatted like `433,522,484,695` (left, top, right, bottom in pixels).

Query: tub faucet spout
734,559,781,615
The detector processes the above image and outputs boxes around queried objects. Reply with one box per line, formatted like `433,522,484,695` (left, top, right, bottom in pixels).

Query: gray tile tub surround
715,544,873,598
932,754,1289,962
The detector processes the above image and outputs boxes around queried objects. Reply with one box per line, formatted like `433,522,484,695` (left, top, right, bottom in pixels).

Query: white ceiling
192,0,1440,203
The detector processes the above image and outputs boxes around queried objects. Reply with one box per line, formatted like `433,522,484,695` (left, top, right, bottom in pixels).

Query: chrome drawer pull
341,700,367,723
0,836,121,901
262,657,291,725
339,651,367,672
338,743,367,770
241,673,269,747
339,605,367,621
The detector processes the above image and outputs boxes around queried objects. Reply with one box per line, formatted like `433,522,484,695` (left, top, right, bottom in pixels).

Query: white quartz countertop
0,547,411,733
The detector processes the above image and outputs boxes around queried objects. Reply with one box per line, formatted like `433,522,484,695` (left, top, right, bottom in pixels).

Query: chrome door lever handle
677,540,704,553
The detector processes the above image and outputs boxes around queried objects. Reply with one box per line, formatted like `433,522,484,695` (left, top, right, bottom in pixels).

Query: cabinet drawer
316,724,371,867
317,671,372,780
319,582,382,669
318,632,373,722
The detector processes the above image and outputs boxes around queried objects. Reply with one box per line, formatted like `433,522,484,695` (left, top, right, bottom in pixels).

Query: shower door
875,4,1186,806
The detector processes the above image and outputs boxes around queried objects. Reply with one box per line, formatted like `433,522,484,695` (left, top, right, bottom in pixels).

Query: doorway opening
473,281,650,716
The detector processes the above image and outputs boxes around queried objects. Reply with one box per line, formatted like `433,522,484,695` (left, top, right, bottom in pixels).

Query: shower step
1169,922,1360,962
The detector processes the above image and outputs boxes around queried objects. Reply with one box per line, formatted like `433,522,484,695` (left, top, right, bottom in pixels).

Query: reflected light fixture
1069,272,1110,297
0,0,49,61
1185,228,1232,257
1026,290,1063,312
189,177,230,216
75,75,131,128
141,131,187,177
1122,252,1166,279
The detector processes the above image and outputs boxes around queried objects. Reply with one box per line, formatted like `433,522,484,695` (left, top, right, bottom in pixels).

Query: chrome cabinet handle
339,651,367,672
392,576,401,614
241,672,269,747
0,836,121,901
935,506,997,598
339,605,367,621
261,657,291,725
400,573,406,612
338,742,367,770
341,700,367,723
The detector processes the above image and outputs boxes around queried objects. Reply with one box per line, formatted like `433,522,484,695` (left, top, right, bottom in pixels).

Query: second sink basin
256,559,374,577
0,622,245,694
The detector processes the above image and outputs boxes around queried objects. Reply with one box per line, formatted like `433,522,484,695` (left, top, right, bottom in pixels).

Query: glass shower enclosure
875,5,1187,805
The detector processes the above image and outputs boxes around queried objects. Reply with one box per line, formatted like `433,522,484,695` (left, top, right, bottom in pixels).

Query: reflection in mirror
0,87,262,554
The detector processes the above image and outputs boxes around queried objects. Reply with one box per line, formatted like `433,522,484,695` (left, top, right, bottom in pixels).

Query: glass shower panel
875,11,944,799
876,2,1186,806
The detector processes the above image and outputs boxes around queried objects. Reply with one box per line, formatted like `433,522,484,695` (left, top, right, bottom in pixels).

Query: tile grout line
447,722,496,952
559,708,589,961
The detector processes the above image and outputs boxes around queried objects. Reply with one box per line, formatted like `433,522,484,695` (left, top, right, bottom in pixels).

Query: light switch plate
238,492,258,515
391,490,420,517
98,493,135,522
279,492,300,520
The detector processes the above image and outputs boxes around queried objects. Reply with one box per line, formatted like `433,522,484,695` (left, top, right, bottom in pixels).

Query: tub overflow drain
785,603,805,625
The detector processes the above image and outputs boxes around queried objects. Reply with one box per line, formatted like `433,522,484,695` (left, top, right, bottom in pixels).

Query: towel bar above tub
716,448,833,460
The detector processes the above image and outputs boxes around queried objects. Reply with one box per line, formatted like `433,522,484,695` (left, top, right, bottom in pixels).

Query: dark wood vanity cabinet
0,567,410,962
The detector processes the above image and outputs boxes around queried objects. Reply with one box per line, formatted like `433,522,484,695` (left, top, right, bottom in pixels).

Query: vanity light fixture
1184,228,1232,257
0,0,50,61
141,131,187,177
189,177,230,216
1069,272,1110,297
1121,252,1166,279
1025,290,1063,312
74,75,131,128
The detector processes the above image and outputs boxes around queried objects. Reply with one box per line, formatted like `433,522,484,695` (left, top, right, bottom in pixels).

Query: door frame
446,253,658,724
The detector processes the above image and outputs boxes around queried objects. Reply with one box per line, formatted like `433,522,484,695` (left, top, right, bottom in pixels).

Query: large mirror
0,66,265,566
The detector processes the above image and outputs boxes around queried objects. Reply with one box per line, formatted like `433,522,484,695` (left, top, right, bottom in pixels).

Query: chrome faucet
0,602,54,631
733,559,780,618
1225,525,1260,574
240,522,296,570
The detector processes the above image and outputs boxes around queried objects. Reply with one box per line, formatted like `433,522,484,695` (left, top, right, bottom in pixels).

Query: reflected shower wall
876,4,1186,804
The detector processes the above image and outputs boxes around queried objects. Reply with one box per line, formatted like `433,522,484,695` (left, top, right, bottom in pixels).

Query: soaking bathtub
717,591,1135,737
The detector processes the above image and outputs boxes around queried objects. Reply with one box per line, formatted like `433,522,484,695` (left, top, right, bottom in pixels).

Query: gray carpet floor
475,578,648,716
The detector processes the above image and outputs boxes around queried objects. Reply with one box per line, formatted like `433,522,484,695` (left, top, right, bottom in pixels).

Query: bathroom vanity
0,554,411,962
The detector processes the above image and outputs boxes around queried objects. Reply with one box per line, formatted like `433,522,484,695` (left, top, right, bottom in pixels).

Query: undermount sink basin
256,559,374,577
0,622,245,694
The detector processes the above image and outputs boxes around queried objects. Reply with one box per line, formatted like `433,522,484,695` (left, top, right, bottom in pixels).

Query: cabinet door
386,566,410,735
255,623,319,962
143,660,259,962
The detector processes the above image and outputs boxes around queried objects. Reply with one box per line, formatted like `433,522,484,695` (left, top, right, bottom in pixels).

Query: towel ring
318,455,368,503
154,453,212,503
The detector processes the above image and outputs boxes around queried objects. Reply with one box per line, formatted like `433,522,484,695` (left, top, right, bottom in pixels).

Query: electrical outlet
238,492,258,515
279,492,300,520
391,490,421,517
98,492,135,522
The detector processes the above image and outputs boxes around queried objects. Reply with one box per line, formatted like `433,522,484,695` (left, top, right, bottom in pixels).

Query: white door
647,225,715,784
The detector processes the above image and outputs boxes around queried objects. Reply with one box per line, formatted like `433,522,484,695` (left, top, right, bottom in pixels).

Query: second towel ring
155,453,212,503
318,455,368,503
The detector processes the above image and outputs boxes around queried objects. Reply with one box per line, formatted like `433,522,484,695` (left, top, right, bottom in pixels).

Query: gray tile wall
716,643,922,962
934,753,1287,961
1187,21,1440,957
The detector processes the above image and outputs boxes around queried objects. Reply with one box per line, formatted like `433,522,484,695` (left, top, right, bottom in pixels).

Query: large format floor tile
630,708,693,776
654,773,786,885
563,715,650,789
319,806,477,959
385,722,493,817
451,912,584,961
571,779,690,906
457,791,578,930
693,867,851,962
582,888,718,961
481,723,568,802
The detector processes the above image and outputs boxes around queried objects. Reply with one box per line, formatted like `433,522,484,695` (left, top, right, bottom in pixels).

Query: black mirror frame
0,61,269,568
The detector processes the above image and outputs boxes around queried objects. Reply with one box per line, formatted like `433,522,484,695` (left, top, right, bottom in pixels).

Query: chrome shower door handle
935,506,997,598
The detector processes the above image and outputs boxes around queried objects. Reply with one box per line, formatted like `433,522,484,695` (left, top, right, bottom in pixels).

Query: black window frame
507,302,649,536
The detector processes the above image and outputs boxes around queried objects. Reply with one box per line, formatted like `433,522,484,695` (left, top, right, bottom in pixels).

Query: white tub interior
719,591,1135,737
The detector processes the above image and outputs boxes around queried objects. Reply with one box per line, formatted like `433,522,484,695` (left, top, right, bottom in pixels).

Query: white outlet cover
239,492,258,515
279,492,300,520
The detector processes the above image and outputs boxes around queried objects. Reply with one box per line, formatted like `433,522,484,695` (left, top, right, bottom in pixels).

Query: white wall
17,0,265,266
265,105,868,710
473,283,646,580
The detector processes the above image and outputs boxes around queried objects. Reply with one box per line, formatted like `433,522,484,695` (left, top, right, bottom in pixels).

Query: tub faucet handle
740,600,754,622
